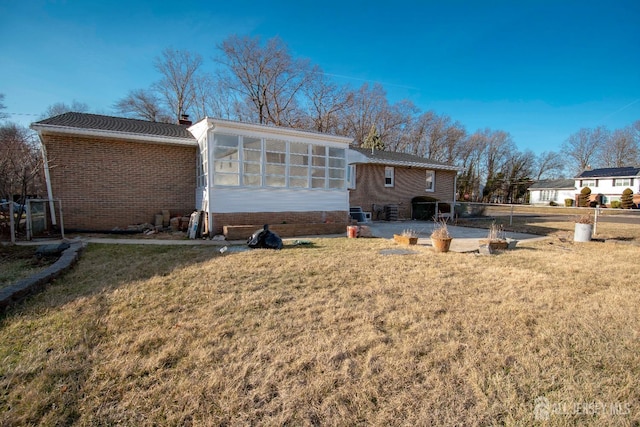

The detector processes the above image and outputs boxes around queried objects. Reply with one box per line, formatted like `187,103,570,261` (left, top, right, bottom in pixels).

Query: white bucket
574,223,592,242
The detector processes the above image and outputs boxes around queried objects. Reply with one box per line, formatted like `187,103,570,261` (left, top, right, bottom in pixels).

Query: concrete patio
365,220,547,252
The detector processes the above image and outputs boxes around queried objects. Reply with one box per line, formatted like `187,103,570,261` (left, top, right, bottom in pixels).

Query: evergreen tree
362,124,384,151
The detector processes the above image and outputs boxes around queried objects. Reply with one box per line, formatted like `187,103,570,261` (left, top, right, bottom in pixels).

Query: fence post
593,206,598,236
510,204,514,226
9,202,15,244
25,200,32,241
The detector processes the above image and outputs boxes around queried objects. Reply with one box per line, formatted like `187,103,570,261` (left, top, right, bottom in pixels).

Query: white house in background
528,179,576,205
190,118,353,235
575,166,640,205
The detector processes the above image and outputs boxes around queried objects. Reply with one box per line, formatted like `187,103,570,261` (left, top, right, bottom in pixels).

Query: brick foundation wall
212,211,348,236
349,164,457,219
43,133,196,230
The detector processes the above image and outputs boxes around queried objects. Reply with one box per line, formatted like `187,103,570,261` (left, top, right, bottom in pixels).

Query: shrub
610,200,622,209
564,198,574,207
575,212,593,224
549,201,558,206
621,188,634,209
431,221,451,239
579,187,592,207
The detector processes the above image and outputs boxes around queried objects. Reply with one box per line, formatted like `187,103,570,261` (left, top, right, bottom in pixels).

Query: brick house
32,113,462,235
31,113,198,231
32,113,353,235
347,147,462,220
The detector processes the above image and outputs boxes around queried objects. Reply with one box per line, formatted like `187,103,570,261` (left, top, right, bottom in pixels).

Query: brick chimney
178,114,192,126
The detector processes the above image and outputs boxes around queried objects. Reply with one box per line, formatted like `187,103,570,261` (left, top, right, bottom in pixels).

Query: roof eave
207,118,353,145
351,158,462,171
30,123,197,146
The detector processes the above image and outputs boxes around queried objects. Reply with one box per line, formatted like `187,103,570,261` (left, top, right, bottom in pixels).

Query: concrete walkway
13,220,547,253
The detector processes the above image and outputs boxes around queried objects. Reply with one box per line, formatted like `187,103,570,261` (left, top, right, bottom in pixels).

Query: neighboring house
32,113,353,235
527,179,576,206
575,167,640,206
347,147,461,220
31,113,198,231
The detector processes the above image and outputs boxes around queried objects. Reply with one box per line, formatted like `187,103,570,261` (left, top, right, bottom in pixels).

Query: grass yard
0,245,56,290
457,215,640,242
1,238,639,425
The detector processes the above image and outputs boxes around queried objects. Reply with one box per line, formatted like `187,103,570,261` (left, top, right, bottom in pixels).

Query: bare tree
534,150,565,180
301,70,351,133
41,100,89,119
216,35,313,126
502,149,535,203
337,83,395,146
456,131,487,201
0,123,43,202
191,74,238,120
113,89,169,122
561,126,608,174
601,127,639,167
0,93,8,120
152,48,202,123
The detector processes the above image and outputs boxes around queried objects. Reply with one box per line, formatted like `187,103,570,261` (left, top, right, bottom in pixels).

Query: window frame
425,169,435,192
614,178,633,187
384,166,394,187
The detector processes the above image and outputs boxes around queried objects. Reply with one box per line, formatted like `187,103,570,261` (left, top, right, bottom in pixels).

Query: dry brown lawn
1,237,639,426
0,245,56,290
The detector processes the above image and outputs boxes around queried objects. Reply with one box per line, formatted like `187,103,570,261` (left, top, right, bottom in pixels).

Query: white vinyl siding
347,165,356,189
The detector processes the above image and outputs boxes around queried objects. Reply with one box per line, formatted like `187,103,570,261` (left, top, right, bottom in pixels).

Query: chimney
178,114,192,126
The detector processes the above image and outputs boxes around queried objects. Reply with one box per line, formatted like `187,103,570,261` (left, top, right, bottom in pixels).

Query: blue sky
1,0,639,155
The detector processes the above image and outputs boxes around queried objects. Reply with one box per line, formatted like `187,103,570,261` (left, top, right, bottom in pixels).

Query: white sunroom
188,118,353,234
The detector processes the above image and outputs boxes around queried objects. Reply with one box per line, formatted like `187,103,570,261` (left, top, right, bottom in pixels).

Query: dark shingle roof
32,112,195,140
577,167,640,178
349,146,460,170
528,179,575,190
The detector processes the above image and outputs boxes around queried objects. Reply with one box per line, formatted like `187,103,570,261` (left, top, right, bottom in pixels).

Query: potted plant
573,212,593,242
430,220,452,252
394,229,418,245
479,222,508,254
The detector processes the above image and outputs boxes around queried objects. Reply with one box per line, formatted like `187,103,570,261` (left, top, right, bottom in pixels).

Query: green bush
610,200,622,209
564,198,574,207
549,201,558,206
579,187,592,207
621,188,634,209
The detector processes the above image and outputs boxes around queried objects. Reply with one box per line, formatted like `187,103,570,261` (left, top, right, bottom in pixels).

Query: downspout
38,135,57,226
206,129,214,238
453,172,458,214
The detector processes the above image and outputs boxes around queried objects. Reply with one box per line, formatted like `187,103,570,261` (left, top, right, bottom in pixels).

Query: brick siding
213,211,348,236
42,133,196,230
349,164,456,219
